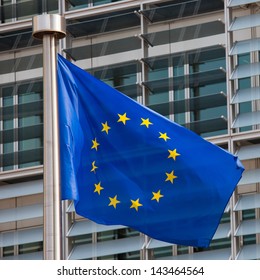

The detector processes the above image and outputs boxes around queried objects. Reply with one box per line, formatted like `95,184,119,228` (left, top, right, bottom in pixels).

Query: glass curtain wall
0,0,58,22
0,55,43,171
1,0,259,260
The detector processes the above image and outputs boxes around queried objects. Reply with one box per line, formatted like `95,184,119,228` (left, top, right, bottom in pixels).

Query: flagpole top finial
32,14,66,40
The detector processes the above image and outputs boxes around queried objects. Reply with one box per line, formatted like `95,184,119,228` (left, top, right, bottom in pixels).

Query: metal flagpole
32,14,66,260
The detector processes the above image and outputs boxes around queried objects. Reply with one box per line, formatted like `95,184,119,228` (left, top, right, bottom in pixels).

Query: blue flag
57,54,244,247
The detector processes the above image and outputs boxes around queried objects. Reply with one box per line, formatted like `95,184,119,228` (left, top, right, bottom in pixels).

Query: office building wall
0,0,259,260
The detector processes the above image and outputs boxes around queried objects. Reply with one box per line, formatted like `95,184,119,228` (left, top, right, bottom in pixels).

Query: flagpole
32,14,66,260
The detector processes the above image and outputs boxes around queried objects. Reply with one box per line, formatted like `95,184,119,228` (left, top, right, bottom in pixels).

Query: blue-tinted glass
189,57,225,73
238,53,250,65
67,0,123,10
147,66,169,116
188,56,227,139
149,91,168,106
102,73,136,87
93,64,138,99
18,116,42,127
238,77,251,89
94,0,122,6
190,82,226,97
243,234,256,245
19,160,42,168
148,67,168,81
18,82,43,104
173,64,184,76
3,119,13,130
3,142,13,154
2,86,13,106
174,89,185,101
173,89,185,125
153,246,172,259
238,78,252,132
19,138,42,151
3,96,13,107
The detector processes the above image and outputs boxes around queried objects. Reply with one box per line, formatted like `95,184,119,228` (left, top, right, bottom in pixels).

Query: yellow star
168,149,180,161
91,161,98,173
108,195,120,209
152,190,164,203
118,113,130,125
130,198,143,211
94,182,104,195
159,132,170,141
140,118,153,128
91,138,100,151
101,121,111,134
165,171,177,184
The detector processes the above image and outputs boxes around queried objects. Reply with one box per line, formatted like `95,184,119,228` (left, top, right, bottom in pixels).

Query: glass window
3,95,13,107
243,234,256,246
71,233,93,246
96,228,140,259
97,250,140,260
116,250,140,260
149,91,169,107
238,77,252,132
189,57,225,73
1,0,13,23
1,86,15,170
19,241,43,255
93,64,139,99
242,209,255,220
3,245,14,257
67,0,88,11
3,142,13,154
93,0,122,6
238,53,250,65
153,246,173,259
177,245,189,255
3,117,14,130
18,91,42,104
19,138,42,152
1,0,58,22
97,228,139,242
67,0,123,11
188,55,227,136
18,116,42,127
147,59,169,117
0,80,43,170
195,237,231,252
97,230,116,242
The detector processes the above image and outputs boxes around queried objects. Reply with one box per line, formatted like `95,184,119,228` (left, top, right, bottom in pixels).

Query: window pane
19,241,43,255
3,246,14,257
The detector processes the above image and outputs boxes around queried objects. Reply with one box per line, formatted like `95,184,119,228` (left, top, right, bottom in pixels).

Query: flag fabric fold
57,54,244,247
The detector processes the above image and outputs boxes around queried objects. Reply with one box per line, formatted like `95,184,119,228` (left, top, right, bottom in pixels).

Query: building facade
0,0,260,260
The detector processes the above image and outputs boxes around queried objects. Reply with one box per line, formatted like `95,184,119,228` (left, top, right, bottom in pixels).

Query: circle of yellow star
91,161,98,173
159,132,170,141
117,113,130,125
152,190,164,203
91,138,100,151
165,171,177,184
108,195,120,209
168,149,180,161
130,198,143,211
101,121,111,134
141,118,153,128
94,182,104,195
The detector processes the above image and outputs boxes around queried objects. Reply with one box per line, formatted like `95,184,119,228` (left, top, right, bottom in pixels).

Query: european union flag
58,54,244,248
